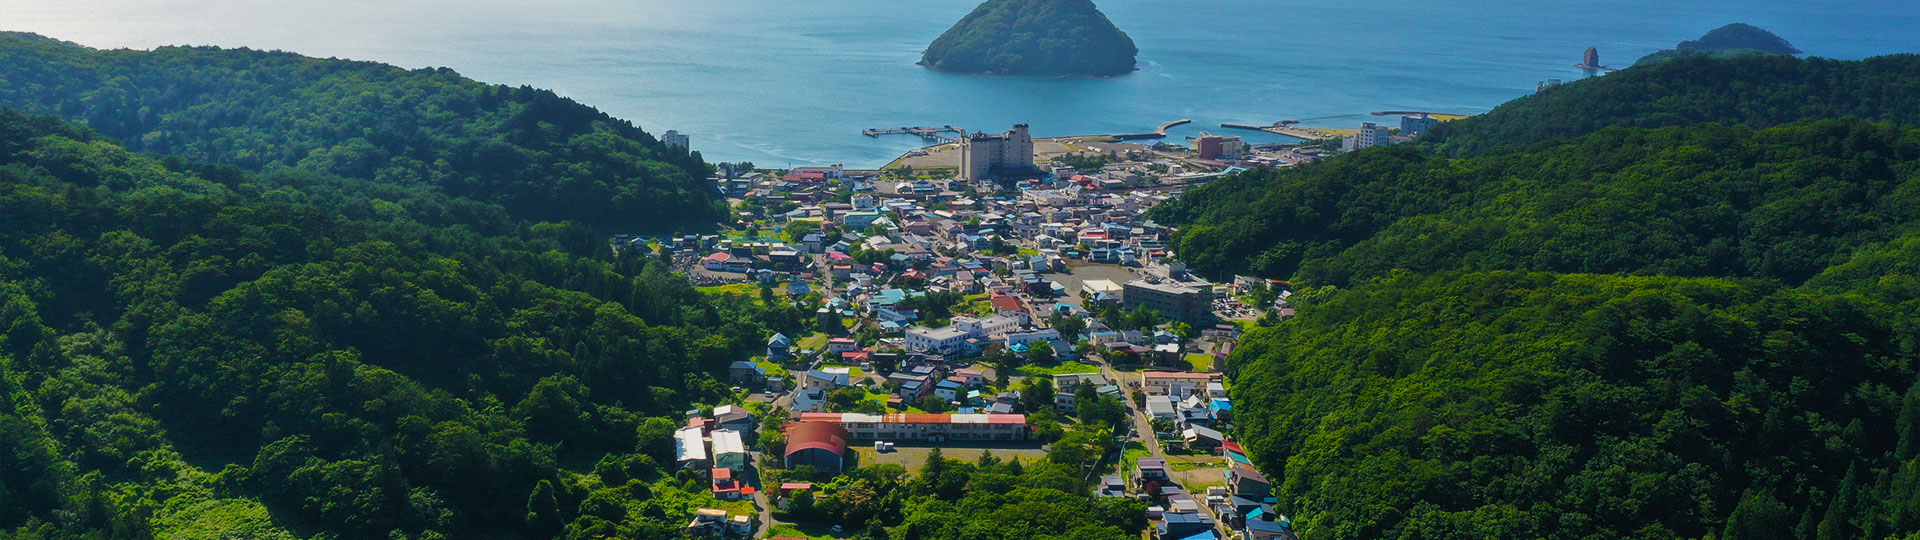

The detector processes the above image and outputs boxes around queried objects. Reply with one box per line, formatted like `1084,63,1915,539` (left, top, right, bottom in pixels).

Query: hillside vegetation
921,0,1137,76
0,110,809,539
1143,51,1920,540
0,32,721,231
1230,271,1919,540
1424,54,1920,156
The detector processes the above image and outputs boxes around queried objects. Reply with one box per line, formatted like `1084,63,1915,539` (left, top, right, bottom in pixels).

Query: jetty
1112,119,1191,141
1221,122,1337,141
864,125,965,143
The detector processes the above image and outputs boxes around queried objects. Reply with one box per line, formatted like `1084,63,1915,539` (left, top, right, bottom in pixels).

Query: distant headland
920,0,1138,77
1636,23,1801,66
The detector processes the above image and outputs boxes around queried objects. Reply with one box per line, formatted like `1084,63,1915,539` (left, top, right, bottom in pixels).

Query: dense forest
1423,53,1920,156
1151,119,1920,286
0,32,721,232
1230,271,1919,540
1146,52,1920,540
920,0,1137,76
0,110,804,539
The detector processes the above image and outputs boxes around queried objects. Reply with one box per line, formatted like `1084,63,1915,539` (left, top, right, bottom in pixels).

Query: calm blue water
4,0,1917,167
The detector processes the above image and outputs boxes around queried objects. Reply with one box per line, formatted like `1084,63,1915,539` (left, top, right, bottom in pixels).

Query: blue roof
1210,399,1232,411
1177,532,1218,540
1246,519,1289,533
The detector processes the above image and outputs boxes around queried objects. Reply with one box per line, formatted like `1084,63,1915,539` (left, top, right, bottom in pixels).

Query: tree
1050,314,1087,339
1026,340,1057,366
916,395,951,414
526,480,565,536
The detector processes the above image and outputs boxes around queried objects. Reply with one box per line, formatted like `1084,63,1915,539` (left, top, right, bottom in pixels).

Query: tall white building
663,130,691,149
1344,122,1391,151
959,124,1035,181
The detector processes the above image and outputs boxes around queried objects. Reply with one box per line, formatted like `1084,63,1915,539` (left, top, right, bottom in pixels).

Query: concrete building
959,124,1035,181
1347,122,1391,150
1401,113,1439,136
798,412,1030,441
1195,135,1249,160
953,314,1021,339
1141,371,1225,397
710,429,749,470
905,326,970,355
662,130,690,149
1123,279,1212,322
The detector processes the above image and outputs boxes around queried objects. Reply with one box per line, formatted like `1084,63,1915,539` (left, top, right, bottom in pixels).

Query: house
728,361,766,385
1051,373,1110,412
701,252,732,271
784,421,851,473
767,333,796,362
804,370,851,390
989,294,1030,323
1136,457,1172,486
1228,465,1272,499
953,368,987,387
713,405,755,433
685,508,729,536
1156,512,1217,540
1098,474,1127,497
1183,425,1225,451
933,378,965,401
711,467,742,500
674,426,708,468
1146,395,1179,421
826,338,860,355
1244,516,1292,540
711,429,749,470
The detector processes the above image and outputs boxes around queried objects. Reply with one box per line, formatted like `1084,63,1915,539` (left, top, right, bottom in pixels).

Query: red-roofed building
711,467,742,500
701,252,731,271
797,412,1029,441
989,294,1030,324
784,422,851,473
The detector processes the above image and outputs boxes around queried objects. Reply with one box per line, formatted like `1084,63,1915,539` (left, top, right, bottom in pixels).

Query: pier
863,125,966,143
1111,119,1191,140
1221,122,1337,141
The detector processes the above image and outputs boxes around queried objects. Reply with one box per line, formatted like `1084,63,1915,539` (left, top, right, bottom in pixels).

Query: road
1093,353,1228,537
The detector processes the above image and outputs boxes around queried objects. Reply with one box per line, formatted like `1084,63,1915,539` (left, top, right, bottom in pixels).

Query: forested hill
1143,50,1920,540
0,109,813,538
1231,270,1920,540
0,31,721,231
1155,119,1920,286
1424,53,1920,156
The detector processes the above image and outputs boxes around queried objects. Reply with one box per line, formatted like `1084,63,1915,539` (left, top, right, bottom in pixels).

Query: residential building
1123,280,1212,322
804,370,851,390
1141,371,1224,397
1195,135,1248,160
674,426,708,468
662,130,690,149
797,412,1030,441
710,429,749,470
1401,113,1439,136
1228,465,1272,499
959,124,1035,181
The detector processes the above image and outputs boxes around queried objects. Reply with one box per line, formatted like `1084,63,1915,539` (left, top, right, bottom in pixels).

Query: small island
921,0,1138,77
1636,23,1801,66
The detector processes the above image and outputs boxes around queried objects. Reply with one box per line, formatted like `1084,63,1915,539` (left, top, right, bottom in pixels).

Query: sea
3,0,1917,167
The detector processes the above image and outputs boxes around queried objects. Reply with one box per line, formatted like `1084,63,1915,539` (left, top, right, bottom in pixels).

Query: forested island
1636,23,1803,66
920,0,1137,77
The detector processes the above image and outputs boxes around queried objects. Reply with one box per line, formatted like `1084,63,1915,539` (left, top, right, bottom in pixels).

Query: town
614,116,1448,540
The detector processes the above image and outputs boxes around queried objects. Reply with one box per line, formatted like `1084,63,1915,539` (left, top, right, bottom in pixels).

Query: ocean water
3,0,1916,167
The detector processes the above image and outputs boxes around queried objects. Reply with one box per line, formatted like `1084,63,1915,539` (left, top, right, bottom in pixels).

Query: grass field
766,523,848,540
1183,353,1214,372
1013,360,1105,377
698,283,761,298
